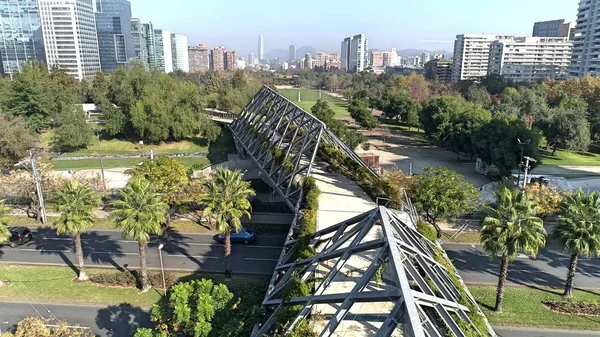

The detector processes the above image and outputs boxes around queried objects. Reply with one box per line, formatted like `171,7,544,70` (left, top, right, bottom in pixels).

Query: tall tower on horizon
341,34,368,73
258,34,264,61
289,45,296,61
95,0,135,73
571,0,600,76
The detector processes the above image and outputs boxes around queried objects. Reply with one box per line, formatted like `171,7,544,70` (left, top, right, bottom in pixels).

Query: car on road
5,227,33,248
215,228,257,244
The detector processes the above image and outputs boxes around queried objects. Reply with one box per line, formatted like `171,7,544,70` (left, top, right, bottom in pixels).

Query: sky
128,0,577,57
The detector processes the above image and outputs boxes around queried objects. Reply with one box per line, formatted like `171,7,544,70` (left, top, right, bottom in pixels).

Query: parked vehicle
6,227,33,248
215,228,257,244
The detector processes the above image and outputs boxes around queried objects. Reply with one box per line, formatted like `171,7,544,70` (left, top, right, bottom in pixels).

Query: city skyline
125,0,574,57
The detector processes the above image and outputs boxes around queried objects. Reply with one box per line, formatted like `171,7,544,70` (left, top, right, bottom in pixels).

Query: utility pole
93,128,107,191
29,150,47,224
522,156,537,189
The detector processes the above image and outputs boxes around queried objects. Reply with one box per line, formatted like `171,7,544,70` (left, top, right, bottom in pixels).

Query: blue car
216,228,257,244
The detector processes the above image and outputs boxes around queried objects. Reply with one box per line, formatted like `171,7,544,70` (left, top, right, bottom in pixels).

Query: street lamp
93,128,107,191
517,139,530,188
158,243,166,295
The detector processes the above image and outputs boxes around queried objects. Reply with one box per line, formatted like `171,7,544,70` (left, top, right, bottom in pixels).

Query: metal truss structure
230,85,377,212
253,206,495,337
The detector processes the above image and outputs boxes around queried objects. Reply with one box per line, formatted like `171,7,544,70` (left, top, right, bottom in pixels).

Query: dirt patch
542,301,600,317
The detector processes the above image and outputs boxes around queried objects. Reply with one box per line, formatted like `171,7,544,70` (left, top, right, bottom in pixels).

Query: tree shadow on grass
95,303,151,337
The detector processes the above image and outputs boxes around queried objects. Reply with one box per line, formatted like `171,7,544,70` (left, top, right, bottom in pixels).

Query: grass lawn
381,120,429,143
277,88,350,118
469,285,600,330
541,149,600,166
48,157,211,170
443,230,481,244
0,265,269,308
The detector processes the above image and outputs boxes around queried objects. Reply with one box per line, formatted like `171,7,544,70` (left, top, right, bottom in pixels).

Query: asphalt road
0,228,286,275
444,243,600,289
2,302,599,337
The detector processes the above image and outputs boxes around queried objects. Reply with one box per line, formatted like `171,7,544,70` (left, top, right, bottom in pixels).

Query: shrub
148,271,179,289
91,271,136,287
281,276,311,300
417,220,438,242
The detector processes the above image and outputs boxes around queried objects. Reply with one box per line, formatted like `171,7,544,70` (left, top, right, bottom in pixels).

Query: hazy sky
128,0,577,57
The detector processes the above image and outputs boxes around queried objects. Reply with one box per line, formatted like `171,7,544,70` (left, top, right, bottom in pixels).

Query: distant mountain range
265,46,452,61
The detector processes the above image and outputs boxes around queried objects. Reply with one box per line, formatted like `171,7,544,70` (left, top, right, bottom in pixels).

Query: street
0,228,285,275
2,302,599,337
444,243,600,288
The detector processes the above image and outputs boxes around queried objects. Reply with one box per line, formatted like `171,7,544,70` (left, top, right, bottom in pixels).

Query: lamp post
522,156,537,189
158,243,166,295
93,128,107,191
517,139,530,188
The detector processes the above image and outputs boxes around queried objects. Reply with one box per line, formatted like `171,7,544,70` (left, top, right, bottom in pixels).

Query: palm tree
480,186,546,313
53,180,101,281
201,168,255,277
553,189,600,298
112,177,168,292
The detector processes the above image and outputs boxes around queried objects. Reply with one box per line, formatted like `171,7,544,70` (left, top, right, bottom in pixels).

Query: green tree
544,108,591,155
127,157,192,221
382,91,421,127
51,107,93,151
472,116,541,176
143,279,238,337
553,189,600,298
0,200,11,245
0,115,38,169
411,167,478,238
311,99,335,122
112,177,168,292
480,187,546,313
0,316,94,337
53,180,101,281
201,168,255,277
348,98,379,129
465,84,492,107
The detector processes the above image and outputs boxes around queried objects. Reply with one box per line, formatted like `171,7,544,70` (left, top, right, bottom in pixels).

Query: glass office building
95,0,134,72
0,0,46,75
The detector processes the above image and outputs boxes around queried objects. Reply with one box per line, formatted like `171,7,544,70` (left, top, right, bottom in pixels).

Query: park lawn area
443,230,481,244
48,156,211,171
541,149,600,166
0,265,269,308
469,285,600,330
277,88,350,118
382,121,429,143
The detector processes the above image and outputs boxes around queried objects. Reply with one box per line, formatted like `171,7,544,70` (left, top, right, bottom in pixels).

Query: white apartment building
451,34,515,82
489,37,573,82
171,33,189,72
154,29,172,73
38,0,101,80
571,0,600,76
341,34,368,72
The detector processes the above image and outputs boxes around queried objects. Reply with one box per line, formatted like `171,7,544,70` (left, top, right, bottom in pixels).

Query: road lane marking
167,254,218,259
21,248,70,253
247,245,283,249
244,258,279,262
90,251,139,256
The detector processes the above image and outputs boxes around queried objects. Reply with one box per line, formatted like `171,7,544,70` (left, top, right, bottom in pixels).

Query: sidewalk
495,326,600,337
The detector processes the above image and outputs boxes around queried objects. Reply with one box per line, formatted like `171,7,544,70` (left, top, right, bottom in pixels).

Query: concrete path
495,326,600,337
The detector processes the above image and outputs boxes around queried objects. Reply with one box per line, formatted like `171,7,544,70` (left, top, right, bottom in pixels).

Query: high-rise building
95,0,135,73
188,44,209,72
210,46,225,70
451,34,514,82
304,52,312,69
370,51,384,67
131,18,149,70
258,34,264,61
489,36,572,82
248,53,256,66
154,29,172,73
421,52,431,65
0,0,46,75
425,59,453,83
142,22,157,70
571,1,600,76
224,50,236,71
341,34,368,72
289,44,296,61
38,0,101,80
533,19,575,39
314,52,327,68
328,53,340,62
171,33,188,72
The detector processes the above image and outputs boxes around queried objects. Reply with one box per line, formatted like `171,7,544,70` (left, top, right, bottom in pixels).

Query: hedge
91,270,178,289
291,177,321,262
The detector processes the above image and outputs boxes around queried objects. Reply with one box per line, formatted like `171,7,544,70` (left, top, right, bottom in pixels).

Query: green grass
277,88,350,118
443,230,481,244
0,265,269,308
541,149,600,166
469,285,600,330
48,157,211,170
382,121,429,143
